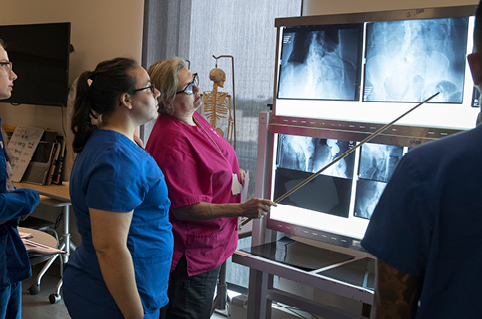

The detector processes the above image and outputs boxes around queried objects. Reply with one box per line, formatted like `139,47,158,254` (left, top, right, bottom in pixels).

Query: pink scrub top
146,111,240,276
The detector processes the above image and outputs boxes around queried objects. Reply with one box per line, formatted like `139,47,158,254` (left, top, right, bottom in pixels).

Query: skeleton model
202,68,234,144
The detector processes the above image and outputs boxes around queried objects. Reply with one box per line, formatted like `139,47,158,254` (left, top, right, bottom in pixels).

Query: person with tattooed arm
362,2,482,318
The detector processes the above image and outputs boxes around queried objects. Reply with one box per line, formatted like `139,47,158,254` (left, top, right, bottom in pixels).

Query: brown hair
71,57,138,152
148,57,187,115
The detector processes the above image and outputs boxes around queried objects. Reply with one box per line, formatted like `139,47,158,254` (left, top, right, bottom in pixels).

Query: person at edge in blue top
63,57,173,319
0,38,41,319
361,2,482,318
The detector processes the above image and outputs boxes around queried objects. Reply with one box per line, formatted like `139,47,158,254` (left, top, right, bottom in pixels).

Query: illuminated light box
273,7,478,130
263,6,479,249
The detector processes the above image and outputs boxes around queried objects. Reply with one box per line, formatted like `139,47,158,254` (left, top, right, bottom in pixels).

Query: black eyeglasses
176,73,199,95
0,61,13,75
132,84,156,94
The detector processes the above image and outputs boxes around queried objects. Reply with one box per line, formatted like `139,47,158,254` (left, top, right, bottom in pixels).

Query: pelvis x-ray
364,17,469,103
355,143,405,219
277,24,363,101
358,143,404,183
277,134,356,179
354,179,387,220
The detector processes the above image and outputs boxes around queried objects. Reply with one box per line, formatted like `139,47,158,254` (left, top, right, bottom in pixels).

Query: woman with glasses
63,57,173,319
0,38,40,319
146,57,275,319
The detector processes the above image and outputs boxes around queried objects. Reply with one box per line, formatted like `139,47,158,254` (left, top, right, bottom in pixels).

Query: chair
19,215,62,300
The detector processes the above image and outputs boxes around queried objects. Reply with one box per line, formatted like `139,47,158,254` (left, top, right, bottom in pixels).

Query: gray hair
148,57,187,115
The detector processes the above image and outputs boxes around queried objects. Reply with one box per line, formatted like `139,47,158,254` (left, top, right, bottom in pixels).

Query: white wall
0,0,145,246
0,0,144,133
302,0,479,16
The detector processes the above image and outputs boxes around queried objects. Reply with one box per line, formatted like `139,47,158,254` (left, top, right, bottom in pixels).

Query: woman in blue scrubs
63,57,173,319
0,38,40,319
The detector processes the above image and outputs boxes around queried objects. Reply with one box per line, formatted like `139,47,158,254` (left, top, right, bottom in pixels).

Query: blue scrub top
362,124,482,318
65,129,173,314
0,118,40,289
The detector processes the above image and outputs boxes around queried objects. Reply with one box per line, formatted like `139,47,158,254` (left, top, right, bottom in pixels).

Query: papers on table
19,231,66,256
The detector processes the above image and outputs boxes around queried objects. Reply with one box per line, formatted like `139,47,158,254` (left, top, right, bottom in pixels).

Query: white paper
231,173,242,195
241,170,249,203
23,239,66,256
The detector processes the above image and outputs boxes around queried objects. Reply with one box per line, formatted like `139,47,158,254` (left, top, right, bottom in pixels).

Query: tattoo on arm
372,260,423,319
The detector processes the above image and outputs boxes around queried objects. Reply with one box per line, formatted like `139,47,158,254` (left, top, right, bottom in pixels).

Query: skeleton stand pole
213,55,236,150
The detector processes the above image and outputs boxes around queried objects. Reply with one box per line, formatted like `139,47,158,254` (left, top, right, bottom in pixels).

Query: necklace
193,117,222,154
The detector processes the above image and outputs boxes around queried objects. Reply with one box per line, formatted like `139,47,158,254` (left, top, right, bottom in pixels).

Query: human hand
239,169,246,186
240,198,276,219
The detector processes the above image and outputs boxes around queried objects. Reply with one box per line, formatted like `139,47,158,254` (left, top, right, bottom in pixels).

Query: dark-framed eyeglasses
0,61,13,75
176,73,199,95
132,84,156,94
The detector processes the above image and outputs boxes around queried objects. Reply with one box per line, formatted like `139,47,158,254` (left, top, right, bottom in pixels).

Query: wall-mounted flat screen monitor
273,7,479,130
0,22,71,107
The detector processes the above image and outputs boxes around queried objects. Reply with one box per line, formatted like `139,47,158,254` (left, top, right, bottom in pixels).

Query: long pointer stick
240,92,440,228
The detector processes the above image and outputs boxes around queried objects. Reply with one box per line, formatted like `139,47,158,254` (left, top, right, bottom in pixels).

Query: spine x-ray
364,17,469,103
277,24,363,101
277,134,356,179
275,134,356,218
354,143,405,219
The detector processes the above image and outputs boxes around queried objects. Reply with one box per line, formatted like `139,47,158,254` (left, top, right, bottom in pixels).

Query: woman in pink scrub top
146,57,275,319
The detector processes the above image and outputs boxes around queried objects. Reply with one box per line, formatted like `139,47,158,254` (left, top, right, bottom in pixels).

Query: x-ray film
364,17,469,103
277,24,363,101
277,134,356,179
358,143,404,183
354,179,387,220
274,168,352,218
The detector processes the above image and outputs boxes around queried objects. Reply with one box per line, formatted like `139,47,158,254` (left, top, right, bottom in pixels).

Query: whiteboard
7,126,44,182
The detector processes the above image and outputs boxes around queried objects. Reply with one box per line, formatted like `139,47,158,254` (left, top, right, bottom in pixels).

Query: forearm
0,189,40,222
173,202,242,221
96,248,144,319
371,260,422,319
172,198,276,221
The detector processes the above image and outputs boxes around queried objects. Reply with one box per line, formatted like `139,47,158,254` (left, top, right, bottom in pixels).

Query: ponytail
70,58,138,153
71,71,95,153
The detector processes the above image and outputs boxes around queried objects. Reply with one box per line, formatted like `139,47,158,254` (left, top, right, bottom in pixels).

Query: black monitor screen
0,22,71,107
277,24,364,101
364,17,469,103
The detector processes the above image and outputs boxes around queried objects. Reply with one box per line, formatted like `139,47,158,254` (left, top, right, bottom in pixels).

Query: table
14,182,72,304
233,236,374,319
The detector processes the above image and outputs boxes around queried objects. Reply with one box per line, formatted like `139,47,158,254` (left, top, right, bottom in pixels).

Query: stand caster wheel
29,284,40,295
49,293,61,304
